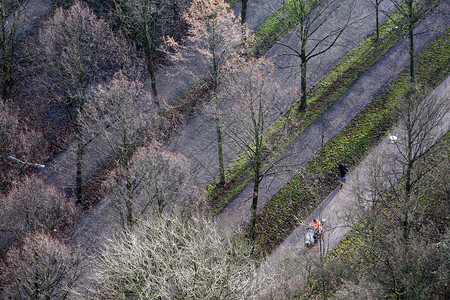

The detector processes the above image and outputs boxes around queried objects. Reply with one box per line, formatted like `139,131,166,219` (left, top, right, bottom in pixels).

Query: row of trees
25,0,432,246
0,0,185,199
2,2,440,296
5,87,446,298
2,0,435,193
347,88,449,299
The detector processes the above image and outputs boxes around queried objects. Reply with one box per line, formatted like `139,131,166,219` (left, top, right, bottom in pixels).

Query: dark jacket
338,164,348,176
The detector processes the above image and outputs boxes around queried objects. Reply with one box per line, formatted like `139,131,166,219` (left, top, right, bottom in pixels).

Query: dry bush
0,102,44,192
0,176,78,253
86,209,266,299
0,232,81,299
105,144,200,227
331,277,385,300
84,70,155,162
260,251,355,300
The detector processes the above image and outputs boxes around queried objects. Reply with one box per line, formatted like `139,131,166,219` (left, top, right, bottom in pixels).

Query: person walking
338,163,348,189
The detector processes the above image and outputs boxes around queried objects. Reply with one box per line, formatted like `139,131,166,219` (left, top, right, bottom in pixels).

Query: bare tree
0,176,77,252
222,56,295,247
104,144,198,228
86,209,267,299
386,0,435,87
389,88,449,249
271,0,352,111
366,0,386,40
0,0,28,100
33,1,128,204
113,0,182,114
84,71,195,228
169,0,242,186
0,233,81,299
343,88,450,299
84,71,151,162
84,70,153,222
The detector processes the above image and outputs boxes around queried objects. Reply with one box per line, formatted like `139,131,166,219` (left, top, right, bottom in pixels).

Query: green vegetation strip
253,28,450,253
250,0,303,57
207,0,440,215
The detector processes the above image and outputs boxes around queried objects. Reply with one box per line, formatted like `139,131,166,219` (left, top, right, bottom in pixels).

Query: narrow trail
215,0,449,233
265,76,450,269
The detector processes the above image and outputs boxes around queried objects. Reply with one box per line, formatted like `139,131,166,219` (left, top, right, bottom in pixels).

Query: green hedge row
254,28,450,253
206,0,441,215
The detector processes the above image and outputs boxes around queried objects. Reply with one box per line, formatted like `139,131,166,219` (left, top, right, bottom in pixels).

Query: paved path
265,76,450,268
215,0,449,232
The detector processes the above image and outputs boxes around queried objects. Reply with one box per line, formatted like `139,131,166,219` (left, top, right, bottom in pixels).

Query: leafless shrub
0,232,81,299
105,144,200,228
0,101,44,191
86,209,267,299
260,251,353,300
332,277,385,300
0,176,78,252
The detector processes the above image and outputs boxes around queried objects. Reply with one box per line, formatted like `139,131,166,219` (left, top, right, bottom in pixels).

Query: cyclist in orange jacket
308,219,322,234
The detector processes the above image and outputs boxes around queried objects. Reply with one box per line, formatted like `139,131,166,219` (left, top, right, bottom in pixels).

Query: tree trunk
145,41,162,115
241,0,248,25
298,16,307,112
123,129,134,228
249,160,260,250
375,2,380,40
75,124,84,205
299,57,307,111
125,170,133,227
249,124,262,250
408,0,416,87
212,30,225,186
214,95,225,186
